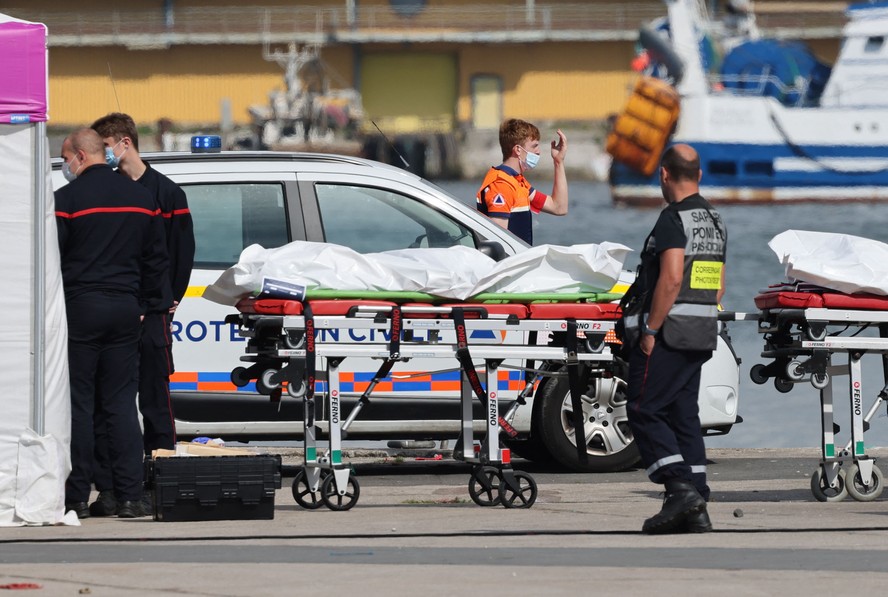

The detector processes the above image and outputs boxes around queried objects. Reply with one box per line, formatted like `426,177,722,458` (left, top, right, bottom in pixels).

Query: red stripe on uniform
156,314,177,444
161,208,191,218
56,206,161,219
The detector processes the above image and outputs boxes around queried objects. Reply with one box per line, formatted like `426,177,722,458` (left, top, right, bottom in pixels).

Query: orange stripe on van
431,380,462,391
198,381,238,391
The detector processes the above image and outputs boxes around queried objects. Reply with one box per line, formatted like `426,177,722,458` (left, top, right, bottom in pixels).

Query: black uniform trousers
93,311,175,493
138,311,176,452
65,291,143,504
626,340,712,501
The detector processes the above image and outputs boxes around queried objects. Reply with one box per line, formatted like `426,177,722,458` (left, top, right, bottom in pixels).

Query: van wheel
537,369,639,473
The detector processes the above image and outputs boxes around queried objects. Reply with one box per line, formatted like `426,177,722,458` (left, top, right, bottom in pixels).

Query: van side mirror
478,240,507,262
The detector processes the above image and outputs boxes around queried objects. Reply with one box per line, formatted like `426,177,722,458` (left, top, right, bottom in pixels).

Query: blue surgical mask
522,147,540,170
105,139,127,168
62,156,81,182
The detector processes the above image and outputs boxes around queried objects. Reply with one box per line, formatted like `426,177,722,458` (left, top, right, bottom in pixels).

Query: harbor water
434,178,888,449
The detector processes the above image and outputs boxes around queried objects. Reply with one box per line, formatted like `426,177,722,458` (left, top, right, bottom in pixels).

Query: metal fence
6,3,845,45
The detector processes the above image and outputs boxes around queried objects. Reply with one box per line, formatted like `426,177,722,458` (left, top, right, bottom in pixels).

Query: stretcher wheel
810,468,848,502
468,466,502,507
846,463,884,502
750,364,769,385
291,469,323,510
774,377,794,394
805,325,827,341
283,331,305,350
320,473,360,511
786,361,805,382
255,369,281,394
230,366,251,388
287,380,307,398
498,472,537,509
811,372,829,390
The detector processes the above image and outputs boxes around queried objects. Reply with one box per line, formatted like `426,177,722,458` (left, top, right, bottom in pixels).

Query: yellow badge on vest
690,261,723,290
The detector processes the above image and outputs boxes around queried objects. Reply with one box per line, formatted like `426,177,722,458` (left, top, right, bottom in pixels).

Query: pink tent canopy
0,16,48,123
0,12,68,526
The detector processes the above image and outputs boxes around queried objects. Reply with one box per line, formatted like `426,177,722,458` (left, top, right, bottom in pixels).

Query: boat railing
5,3,846,47
5,4,666,46
709,71,811,107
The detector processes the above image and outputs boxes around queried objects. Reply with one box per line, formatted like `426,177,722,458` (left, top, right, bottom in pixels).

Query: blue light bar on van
191,135,222,153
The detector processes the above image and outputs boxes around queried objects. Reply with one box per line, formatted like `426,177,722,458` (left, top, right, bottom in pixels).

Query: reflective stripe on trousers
646,454,684,477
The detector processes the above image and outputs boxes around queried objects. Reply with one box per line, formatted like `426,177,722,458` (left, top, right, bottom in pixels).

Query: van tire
537,368,640,473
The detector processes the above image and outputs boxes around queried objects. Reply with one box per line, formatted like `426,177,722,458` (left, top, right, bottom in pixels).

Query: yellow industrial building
4,0,844,135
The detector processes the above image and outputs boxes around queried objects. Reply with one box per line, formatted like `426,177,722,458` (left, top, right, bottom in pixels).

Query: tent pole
32,121,46,435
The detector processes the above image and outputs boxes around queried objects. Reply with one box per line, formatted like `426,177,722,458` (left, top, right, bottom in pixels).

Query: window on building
471,75,503,130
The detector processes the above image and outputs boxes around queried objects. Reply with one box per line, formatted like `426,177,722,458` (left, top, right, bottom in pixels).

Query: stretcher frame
229,293,622,510
753,302,888,502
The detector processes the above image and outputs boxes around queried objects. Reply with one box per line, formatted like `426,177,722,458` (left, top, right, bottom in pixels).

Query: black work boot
642,479,706,535
682,507,713,533
88,490,118,517
65,502,90,519
117,499,147,518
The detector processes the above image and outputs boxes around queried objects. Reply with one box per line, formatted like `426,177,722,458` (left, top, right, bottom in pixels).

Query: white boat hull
610,0,888,206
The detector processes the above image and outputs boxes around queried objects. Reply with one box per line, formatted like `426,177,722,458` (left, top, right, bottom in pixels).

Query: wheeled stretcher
751,284,888,502
226,291,623,511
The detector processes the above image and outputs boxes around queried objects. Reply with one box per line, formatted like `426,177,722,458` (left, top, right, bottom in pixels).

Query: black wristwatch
643,325,659,336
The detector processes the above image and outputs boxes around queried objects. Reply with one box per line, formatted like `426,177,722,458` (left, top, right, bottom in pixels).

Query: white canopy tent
0,13,71,526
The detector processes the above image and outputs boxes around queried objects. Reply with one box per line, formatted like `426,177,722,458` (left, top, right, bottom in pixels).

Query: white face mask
520,146,540,170
62,155,82,182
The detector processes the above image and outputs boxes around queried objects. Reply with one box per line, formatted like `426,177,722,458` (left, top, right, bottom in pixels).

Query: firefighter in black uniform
88,113,195,517
622,144,727,534
56,128,170,519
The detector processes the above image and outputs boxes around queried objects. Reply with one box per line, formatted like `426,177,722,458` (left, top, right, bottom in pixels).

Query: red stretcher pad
237,298,623,321
236,298,304,315
755,291,888,311
528,302,622,320
235,298,398,316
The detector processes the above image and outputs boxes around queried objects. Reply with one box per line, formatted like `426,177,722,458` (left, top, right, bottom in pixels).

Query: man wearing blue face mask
475,118,569,245
89,113,195,518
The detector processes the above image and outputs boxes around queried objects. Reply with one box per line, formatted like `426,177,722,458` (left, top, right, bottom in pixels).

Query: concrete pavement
3,448,888,596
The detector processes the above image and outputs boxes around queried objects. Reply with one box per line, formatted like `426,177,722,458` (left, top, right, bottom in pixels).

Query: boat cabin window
744,161,774,177
708,160,738,177
865,36,884,53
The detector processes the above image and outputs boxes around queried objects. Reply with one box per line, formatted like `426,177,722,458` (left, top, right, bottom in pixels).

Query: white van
51,147,741,472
